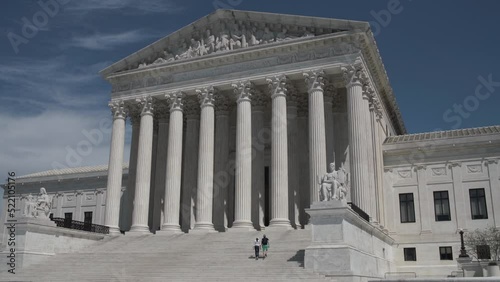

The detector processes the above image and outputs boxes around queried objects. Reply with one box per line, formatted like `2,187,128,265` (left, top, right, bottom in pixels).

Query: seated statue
318,163,339,202
35,187,52,219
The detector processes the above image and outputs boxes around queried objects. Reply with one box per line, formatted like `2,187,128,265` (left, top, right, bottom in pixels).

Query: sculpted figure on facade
318,161,350,202
23,194,37,217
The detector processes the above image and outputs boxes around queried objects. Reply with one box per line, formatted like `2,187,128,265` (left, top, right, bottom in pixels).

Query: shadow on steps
287,250,305,267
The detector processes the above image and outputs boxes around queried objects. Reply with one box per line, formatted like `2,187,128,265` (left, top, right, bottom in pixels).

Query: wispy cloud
0,57,111,115
66,30,161,51
67,0,183,14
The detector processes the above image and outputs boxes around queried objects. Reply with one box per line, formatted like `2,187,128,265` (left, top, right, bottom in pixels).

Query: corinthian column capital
109,100,127,120
165,91,185,113
196,86,215,108
341,58,368,87
303,70,325,92
136,96,154,116
232,81,253,103
266,75,287,99
362,83,375,101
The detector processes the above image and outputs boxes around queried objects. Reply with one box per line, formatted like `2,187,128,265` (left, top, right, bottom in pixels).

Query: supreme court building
2,10,500,278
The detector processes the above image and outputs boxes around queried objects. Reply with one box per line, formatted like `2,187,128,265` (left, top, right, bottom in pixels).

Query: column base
191,222,217,234
268,218,293,229
107,226,122,236
229,220,255,231
158,224,183,234
127,225,152,235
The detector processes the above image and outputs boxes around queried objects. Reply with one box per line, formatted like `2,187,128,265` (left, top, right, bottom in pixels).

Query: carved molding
397,169,412,179
183,96,200,119
154,100,170,122
303,70,325,92
215,94,231,115
466,164,483,174
109,100,127,120
165,91,184,113
251,89,269,110
137,96,154,116
448,162,462,168
485,158,499,166
341,57,368,87
232,81,253,103
431,167,447,177
197,86,215,108
266,75,287,99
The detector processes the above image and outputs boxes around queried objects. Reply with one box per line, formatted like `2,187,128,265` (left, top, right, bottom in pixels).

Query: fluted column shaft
232,82,254,229
130,97,154,233
297,100,309,226
343,59,372,213
152,105,169,232
104,101,127,235
251,104,266,230
161,93,184,232
287,98,300,228
324,88,335,167
213,99,230,231
123,113,140,231
267,76,291,228
362,93,376,221
194,88,216,231
304,71,327,204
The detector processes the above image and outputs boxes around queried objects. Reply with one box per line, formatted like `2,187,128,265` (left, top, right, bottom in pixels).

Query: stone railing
51,218,109,234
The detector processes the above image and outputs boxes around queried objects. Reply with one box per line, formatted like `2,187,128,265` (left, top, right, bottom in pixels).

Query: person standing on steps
261,235,269,259
253,238,261,260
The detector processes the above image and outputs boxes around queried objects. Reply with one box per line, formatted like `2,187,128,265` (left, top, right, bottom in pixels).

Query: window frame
433,191,451,221
404,247,417,261
439,246,453,260
399,193,416,223
469,188,488,220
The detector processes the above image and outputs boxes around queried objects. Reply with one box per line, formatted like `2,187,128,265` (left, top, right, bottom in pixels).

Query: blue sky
0,0,499,180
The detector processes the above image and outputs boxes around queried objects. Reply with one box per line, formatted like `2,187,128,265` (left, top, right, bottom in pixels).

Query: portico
100,10,404,234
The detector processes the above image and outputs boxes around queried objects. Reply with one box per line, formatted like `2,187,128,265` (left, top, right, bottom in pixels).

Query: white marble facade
2,10,500,278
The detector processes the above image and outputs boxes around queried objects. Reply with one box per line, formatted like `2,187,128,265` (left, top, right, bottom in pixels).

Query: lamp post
459,229,469,258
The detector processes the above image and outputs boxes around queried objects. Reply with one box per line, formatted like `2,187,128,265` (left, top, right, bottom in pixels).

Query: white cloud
66,30,160,51
0,110,131,177
68,0,183,14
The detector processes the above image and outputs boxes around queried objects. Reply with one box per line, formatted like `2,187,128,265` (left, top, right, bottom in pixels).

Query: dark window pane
400,193,416,223
439,247,453,260
477,245,491,260
434,191,451,221
470,189,488,220
404,248,417,261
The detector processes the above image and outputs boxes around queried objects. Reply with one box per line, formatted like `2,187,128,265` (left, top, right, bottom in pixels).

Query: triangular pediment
100,9,369,76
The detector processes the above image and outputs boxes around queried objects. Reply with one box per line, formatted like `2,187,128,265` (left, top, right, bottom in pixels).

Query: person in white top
253,238,261,260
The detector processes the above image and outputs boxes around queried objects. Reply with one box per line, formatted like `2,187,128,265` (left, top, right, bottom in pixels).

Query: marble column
193,87,216,232
287,85,301,228
55,193,64,218
213,94,231,231
251,90,268,230
181,97,200,232
370,98,385,227
75,190,84,221
363,86,376,221
129,96,154,234
104,101,126,234
161,92,184,232
267,75,291,228
341,59,371,212
152,101,170,232
304,70,327,204
324,84,336,167
297,93,309,226
123,105,140,231
148,120,159,230
231,81,254,230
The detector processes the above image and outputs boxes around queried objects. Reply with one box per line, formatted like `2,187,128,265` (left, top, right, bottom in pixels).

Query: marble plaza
1,10,500,281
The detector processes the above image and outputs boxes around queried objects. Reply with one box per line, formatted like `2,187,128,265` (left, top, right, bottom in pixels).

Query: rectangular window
84,212,93,231
477,245,491,260
469,189,488,219
64,212,72,228
399,193,415,223
434,191,451,221
404,248,417,261
439,246,453,260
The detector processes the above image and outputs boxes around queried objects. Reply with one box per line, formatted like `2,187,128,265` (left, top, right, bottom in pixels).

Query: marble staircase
0,229,329,281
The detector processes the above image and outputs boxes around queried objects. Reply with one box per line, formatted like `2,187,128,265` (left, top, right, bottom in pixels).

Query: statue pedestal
305,201,395,282
0,217,106,272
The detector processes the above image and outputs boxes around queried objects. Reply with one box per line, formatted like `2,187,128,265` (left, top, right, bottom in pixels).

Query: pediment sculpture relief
135,21,337,70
